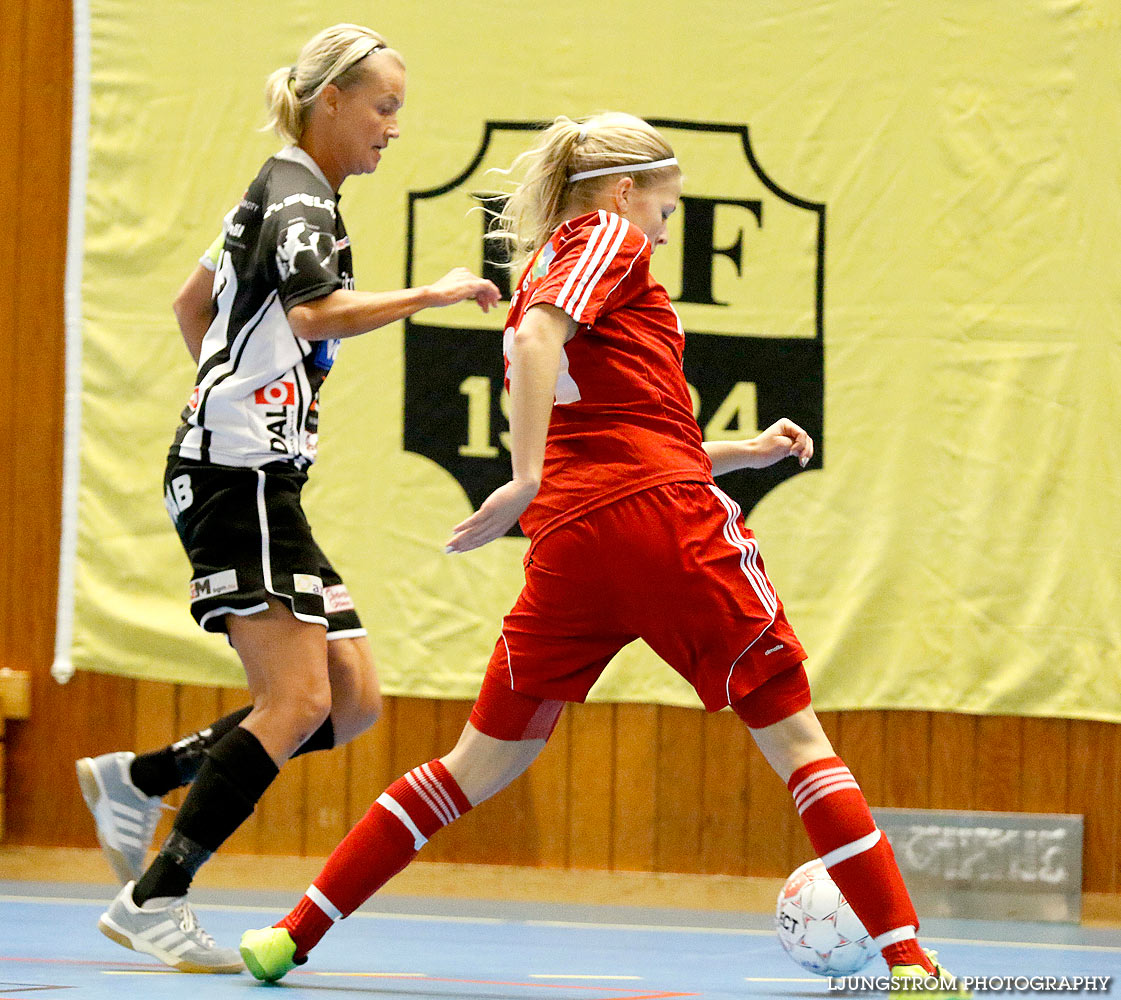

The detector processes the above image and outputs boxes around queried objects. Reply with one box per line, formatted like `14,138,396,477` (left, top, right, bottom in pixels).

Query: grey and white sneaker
98,881,244,973
76,751,165,884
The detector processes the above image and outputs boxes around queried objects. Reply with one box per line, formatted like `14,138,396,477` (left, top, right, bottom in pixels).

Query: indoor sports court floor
2,881,1120,999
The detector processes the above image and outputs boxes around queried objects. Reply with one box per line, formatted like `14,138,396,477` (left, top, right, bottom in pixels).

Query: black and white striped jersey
172,146,353,468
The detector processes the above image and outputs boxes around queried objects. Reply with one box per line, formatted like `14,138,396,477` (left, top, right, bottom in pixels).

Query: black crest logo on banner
403,120,824,534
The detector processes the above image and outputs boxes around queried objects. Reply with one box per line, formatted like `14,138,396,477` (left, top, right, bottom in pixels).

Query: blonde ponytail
491,113,678,272
262,23,402,145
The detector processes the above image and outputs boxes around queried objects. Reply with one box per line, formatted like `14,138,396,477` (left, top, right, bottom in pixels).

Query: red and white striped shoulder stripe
556,210,633,323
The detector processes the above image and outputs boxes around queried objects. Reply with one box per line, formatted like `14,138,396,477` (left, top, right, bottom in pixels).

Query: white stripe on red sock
420,762,461,820
874,925,917,950
792,765,851,804
820,828,882,868
306,883,342,921
405,768,453,826
375,792,428,849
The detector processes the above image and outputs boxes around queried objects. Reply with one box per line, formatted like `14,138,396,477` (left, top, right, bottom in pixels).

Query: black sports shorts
163,455,365,638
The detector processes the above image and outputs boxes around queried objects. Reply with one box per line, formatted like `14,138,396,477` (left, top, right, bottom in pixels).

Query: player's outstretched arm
445,303,574,553
704,418,814,476
287,268,501,341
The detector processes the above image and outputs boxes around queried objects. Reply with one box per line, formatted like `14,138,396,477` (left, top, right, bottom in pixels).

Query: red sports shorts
469,481,809,740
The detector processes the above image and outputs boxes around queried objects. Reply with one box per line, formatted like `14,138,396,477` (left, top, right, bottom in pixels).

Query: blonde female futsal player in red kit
240,114,967,996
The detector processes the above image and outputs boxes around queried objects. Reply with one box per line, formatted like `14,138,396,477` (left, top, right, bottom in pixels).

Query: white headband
567,157,678,183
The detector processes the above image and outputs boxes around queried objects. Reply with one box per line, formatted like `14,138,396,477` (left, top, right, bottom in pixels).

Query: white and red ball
775,858,876,977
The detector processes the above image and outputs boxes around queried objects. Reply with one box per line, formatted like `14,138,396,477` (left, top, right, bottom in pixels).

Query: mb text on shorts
828,975,1112,993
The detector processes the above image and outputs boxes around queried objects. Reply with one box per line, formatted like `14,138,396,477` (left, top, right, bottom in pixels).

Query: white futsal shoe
76,751,165,884
98,881,244,974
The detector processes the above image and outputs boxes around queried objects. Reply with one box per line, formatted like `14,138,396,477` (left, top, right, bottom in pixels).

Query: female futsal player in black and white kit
76,23,499,973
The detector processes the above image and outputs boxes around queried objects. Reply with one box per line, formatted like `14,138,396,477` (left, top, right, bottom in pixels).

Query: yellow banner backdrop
60,0,1121,720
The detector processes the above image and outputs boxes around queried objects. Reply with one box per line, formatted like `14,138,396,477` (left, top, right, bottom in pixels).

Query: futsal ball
775,858,875,977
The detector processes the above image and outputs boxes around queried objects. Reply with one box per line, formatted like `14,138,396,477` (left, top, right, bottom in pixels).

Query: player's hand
426,268,502,313
750,418,814,468
445,479,539,553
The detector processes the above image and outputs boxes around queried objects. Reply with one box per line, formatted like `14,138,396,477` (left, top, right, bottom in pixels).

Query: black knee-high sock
132,726,278,905
130,710,335,797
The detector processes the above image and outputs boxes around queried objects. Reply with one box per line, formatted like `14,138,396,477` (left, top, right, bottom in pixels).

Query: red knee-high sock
788,756,932,973
278,759,472,958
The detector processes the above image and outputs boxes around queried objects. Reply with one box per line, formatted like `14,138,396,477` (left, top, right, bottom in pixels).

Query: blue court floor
2,881,1119,999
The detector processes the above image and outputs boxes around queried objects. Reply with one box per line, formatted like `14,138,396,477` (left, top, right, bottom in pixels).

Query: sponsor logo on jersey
189,569,238,602
187,386,199,411
276,220,337,282
254,380,296,406
323,584,356,614
293,573,324,596
265,407,295,454
264,192,336,220
530,242,555,281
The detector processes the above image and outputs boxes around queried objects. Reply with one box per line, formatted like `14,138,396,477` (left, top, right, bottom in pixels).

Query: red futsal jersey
504,210,714,543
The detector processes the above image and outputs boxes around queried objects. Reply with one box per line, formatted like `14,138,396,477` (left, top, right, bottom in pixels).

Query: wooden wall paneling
1066,720,1117,893
344,696,396,828
461,693,559,868
3,0,72,848
0,0,24,674
1113,725,1121,895
883,711,931,808
485,766,535,867
836,711,885,804
134,679,179,850
257,755,308,856
815,711,841,752
567,702,615,870
303,745,351,857
973,716,1023,813
12,0,69,856
15,0,69,659
611,704,658,872
438,697,531,868
653,706,705,873
389,697,442,775
698,709,750,876
928,712,976,810
1019,717,1068,814
520,707,571,867
744,735,799,878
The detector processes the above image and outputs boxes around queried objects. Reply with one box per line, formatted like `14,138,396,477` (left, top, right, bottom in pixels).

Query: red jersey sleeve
527,211,650,326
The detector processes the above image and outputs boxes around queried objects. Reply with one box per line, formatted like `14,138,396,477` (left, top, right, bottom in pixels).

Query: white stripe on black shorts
163,455,365,638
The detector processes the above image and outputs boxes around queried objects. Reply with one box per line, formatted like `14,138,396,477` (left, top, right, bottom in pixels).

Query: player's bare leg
232,601,333,763
324,633,382,744
240,722,549,981
749,702,946,979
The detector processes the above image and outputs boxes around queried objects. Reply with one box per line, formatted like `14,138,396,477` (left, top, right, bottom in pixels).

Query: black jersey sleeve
260,160,346,312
